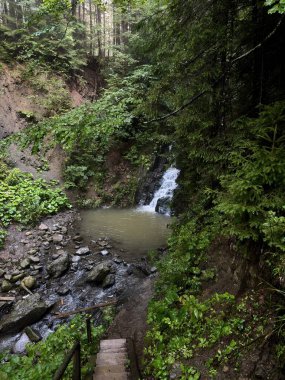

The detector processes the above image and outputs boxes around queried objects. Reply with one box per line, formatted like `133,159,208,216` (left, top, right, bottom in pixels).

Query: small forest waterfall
138,167,180,215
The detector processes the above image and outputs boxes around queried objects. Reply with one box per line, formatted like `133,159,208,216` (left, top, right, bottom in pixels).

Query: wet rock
126,265,134,275
0,293,50,334
13,333,31,353
21,276,36,289
20,258,30,269
136,263,151,276
73,234,83,242
2,279,12,292
53,234,63,243
39,223,49,231
113,256,122,264
76,247,90,256
102,274,115,288
155,196,170,214
86,261,113,284
25,326,41,342
56,287,70,296
100,249,109,256
47,252,69,278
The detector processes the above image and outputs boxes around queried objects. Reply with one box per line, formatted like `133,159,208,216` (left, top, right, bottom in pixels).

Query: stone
13,333,31,353
155,196,170,214
223,366,230,373
102,274,115,288
113,256,122,264
0,293,50,334
24,326,41,342
0,269,5,277
28,249,38,255
42,242,50,250
61,227,68,234
98,241,108,247
33,265,43,271
72,255,81,263
21,276,36,289
47,252,69,278
2,279,12,292
56,287,70,296
150,266,157,273
76,247,90,256
4,274,12,281
20,258,30,269
25,231,33,236
39,223,49,231
100,249,109,256
52,234,63,243
73,234,83,242
29,256,40,263
86,261,113,284
11,273,25,283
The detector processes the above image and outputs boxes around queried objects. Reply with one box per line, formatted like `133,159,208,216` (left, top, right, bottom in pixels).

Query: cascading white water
138,167,180,215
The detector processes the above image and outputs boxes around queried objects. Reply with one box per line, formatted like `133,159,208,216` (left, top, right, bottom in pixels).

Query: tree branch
232,15,284,64
143,89,208,124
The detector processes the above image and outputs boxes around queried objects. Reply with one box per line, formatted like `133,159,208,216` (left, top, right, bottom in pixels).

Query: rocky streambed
0,209,160,355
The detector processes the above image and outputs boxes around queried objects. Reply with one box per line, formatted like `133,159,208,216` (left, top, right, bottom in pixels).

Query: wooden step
93,339,129,380
96,353,127,366
100,339,127,350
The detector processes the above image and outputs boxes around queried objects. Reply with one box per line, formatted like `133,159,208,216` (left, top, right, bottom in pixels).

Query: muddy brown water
79,208,171,260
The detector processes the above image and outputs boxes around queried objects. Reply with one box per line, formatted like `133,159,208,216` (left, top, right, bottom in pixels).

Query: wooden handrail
53,341,81,380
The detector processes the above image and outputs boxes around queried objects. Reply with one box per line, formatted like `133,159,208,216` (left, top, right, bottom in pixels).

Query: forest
0,0,285,379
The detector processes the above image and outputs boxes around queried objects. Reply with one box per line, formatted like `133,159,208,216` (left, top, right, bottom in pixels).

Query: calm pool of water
79,208,171,259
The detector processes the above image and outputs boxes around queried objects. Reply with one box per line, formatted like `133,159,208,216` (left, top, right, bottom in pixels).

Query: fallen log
53,299,117,319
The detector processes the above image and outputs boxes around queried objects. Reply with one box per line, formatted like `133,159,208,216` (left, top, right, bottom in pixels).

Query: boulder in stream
86,261,113,284
0,293,50,334
102,274,115,288
155,196,170,214
47,251,69,278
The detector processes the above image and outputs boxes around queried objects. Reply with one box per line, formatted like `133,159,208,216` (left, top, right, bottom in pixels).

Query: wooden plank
53,300,117,319
0,296,15,301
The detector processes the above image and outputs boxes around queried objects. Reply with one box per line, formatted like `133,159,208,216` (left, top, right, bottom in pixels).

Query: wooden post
73,342,81,380
86,318,92,343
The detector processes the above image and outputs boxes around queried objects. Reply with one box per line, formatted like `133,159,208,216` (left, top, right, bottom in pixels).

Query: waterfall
138,167,180,215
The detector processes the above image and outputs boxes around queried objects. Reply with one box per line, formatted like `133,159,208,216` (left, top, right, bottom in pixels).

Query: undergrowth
0,160,70,247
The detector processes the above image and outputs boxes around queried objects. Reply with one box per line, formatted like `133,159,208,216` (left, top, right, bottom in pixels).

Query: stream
0,166,179,356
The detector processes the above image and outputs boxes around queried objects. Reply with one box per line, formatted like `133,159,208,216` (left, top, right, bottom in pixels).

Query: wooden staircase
93,339,130,380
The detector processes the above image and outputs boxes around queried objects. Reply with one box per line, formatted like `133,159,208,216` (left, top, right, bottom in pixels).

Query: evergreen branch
143,89,208,124
232,15,284,64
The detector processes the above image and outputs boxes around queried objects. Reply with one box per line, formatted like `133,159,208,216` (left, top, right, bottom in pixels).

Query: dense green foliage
0,312,111,379
0,161,70,247
15,53,164,204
